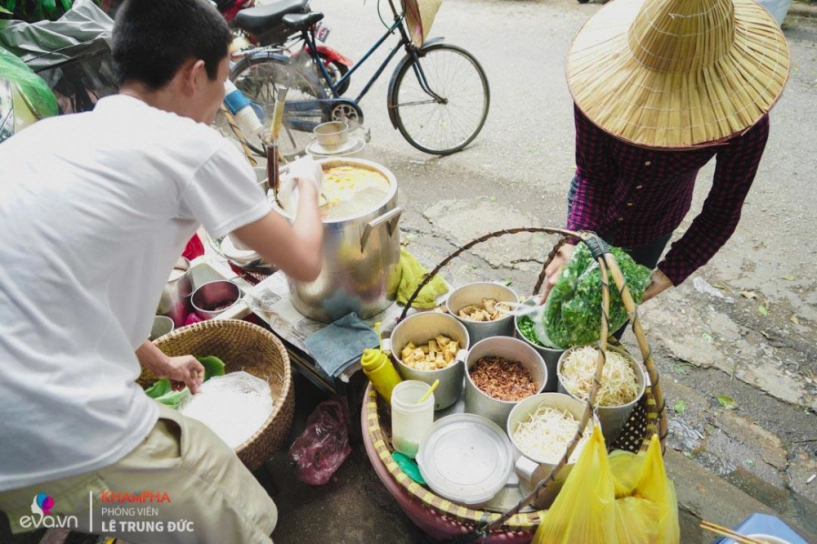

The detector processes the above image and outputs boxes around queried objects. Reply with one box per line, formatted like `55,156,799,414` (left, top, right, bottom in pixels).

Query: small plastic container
361,348,402,403
391,380,434,459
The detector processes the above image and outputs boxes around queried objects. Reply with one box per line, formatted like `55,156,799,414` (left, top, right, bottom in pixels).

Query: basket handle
475,235,667,536
398,227,581,320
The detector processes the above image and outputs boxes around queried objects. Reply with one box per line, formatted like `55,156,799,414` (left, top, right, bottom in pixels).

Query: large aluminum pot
273,158,402,323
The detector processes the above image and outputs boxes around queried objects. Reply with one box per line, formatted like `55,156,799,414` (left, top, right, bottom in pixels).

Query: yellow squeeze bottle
361,323,402,403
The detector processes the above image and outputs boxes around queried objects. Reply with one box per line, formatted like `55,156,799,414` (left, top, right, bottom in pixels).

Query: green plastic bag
541,244,651,348
0,46,58,119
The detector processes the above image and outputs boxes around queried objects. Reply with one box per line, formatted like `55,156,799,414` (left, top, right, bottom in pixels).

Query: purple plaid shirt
567,105,770,285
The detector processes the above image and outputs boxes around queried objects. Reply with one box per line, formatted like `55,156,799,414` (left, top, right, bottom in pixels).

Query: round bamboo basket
365,228,667,539
138,319,295,471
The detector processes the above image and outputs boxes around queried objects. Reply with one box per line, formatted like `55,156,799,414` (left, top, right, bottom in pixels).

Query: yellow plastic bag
533,426,679,544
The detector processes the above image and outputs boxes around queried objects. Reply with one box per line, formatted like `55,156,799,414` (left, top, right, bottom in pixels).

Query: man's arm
232,178,323,282
657,116,770,286
136,340,205,394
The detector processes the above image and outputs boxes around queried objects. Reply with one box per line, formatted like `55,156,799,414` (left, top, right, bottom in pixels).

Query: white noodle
559,346,640,407
180,372,274,449
512,405,591,464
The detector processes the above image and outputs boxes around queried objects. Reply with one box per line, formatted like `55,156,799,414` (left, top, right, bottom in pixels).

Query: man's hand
540,243,575,303
642,269,673,303
136,341,205,394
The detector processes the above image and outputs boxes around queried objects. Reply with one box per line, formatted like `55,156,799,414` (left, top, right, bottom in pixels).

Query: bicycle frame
300,0,441,105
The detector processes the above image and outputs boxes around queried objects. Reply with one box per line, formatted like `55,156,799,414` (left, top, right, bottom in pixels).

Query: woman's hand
642,268,673,303
540,243,575,303
136,341,205,394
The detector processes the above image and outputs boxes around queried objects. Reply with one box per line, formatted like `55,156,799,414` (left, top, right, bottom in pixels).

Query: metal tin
388,312,470,410
447,282,518,344
557,345,647,446
157,257,193,328
463,336,547,428
507,392,599,509
273,158,402,323
513,297,565,392
191,280,241,321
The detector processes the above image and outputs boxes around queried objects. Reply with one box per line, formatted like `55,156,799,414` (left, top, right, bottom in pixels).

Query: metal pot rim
272,158,398,224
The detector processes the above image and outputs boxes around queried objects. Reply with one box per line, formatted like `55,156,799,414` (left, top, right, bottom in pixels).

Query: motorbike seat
232,0,310,35
281,12,324,32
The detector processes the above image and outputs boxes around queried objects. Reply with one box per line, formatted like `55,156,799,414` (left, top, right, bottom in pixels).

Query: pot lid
417,414,514,505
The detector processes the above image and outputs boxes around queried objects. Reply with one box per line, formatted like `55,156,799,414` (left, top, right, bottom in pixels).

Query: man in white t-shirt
0,0,322,542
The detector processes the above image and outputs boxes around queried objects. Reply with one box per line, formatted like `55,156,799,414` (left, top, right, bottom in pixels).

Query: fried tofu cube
436,335,450,347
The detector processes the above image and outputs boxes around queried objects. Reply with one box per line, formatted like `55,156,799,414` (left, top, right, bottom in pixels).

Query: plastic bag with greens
539,244,651,348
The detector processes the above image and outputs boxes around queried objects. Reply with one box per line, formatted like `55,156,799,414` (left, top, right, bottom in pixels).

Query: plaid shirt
567,105,770,285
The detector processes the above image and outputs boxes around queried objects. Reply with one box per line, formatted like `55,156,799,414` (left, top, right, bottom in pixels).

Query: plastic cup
391,380,434,459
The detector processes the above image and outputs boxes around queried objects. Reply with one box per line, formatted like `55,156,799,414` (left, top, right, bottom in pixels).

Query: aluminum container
157,257,193,328
149,316,174,341
191,280,241,321
557,345,647,446
463,336,547,428
387,312,469,410
314,121,350,150
273,158,401,323
507,392,599,509
447,282,518,344
513,297,565,392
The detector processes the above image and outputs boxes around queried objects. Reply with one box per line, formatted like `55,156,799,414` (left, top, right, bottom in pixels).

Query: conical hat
405,0,442,48
566,0,790,149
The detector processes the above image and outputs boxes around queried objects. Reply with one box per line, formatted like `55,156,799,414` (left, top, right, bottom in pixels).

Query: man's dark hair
112,0,232,89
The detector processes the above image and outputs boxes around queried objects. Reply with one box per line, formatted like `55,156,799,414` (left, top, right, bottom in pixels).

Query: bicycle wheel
227,54,328,158
389,43,490,155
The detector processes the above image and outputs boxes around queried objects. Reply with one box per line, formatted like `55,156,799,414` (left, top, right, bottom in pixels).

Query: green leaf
717,395,737,410
500,278,513,287
42,0,56,14
0,5,12,14
744,458,755,466
702,332,714,343
60,0,72,11
197,355,226,381
673,400,687,414
489,196,496,202
145,378,173,399
758,305,769,316
154,388,191,409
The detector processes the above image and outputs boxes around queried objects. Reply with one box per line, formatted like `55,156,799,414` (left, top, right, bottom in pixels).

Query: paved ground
3,0,816,543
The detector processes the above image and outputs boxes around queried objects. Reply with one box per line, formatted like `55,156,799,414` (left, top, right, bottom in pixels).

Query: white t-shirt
0,95,271,492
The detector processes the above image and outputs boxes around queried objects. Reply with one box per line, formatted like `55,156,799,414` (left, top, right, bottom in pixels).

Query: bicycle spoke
393,45,489,154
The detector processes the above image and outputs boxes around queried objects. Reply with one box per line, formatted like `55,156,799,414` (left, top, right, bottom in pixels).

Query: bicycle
224,0,490,158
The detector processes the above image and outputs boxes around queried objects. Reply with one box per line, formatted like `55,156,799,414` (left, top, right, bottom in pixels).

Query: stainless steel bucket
273,158,402,323
463,336,547,428
508,392,600,509
557,345,647,446
156,257,193,328
447,282,518,344
513,298,565,392
387,312,470,410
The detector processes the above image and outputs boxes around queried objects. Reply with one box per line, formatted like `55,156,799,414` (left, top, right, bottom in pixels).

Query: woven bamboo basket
364,228,668,540
138,319,295,472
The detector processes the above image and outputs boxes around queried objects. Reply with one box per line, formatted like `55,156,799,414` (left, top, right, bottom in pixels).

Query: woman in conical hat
544,0,790,306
